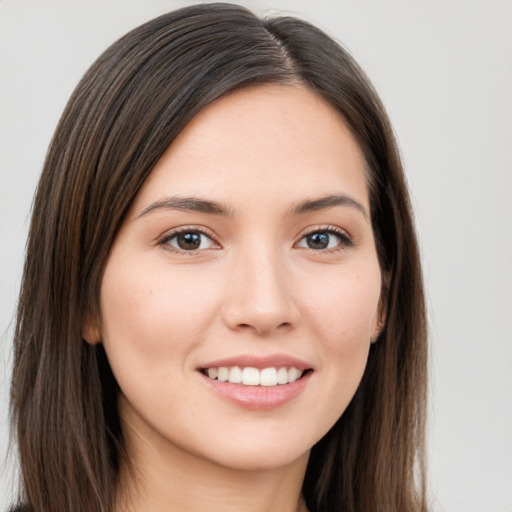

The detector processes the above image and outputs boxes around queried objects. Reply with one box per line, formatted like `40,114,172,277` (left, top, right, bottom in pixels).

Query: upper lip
199,354,313,371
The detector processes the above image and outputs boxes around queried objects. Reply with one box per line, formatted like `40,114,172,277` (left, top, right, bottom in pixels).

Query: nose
221,248,299,336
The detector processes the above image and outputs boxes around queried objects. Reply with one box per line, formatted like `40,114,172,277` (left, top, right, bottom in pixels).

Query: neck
115,407,309,512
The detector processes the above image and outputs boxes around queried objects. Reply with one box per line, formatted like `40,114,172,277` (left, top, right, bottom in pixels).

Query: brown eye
163,230,216,251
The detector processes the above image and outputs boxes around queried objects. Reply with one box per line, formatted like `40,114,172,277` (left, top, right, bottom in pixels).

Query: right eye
160,229,217,252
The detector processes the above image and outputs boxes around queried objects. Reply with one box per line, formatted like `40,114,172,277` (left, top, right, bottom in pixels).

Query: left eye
296,230,347,250
163,230,216,251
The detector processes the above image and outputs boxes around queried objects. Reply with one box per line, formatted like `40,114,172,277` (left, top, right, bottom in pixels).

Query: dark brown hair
10,3,428,511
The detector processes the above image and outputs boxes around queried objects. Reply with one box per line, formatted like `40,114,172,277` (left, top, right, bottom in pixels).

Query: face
90,84,382,473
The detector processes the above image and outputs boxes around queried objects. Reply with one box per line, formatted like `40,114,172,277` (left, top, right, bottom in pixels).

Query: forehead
132,84,369,214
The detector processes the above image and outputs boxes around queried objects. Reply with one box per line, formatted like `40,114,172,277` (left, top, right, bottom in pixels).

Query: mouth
200,366,312,387
197,355,314,408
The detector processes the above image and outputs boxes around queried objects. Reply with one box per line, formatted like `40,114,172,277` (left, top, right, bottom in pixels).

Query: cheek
98,256,220,373
300,263,381,404
304,265,381,344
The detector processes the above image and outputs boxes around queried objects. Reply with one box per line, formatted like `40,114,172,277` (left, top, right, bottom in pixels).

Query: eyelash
295,225,354,253
158,225,353,254
158,226,219,254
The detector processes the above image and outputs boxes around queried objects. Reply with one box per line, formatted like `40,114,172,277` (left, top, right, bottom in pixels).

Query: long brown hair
10,3,428,511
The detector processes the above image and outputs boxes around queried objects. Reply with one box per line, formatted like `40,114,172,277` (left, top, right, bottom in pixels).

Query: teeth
276,367,288,384
228,366,242,384
242,367,260,386
260,367,277,386
288,367,301,383
205,366,305,386
217,367,229,382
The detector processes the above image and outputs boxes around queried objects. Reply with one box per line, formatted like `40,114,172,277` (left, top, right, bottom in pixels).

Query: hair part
11,4,428,512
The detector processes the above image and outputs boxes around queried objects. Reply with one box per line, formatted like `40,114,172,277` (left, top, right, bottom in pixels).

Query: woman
10,3,428,512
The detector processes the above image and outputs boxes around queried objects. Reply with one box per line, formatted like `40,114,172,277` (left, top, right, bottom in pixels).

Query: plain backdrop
1,1,511,510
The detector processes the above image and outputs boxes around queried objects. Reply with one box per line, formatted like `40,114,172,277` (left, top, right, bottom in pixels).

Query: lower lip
199,371,312,410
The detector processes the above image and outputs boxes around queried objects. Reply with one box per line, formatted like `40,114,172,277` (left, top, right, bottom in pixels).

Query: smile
202,366,305,386
198,355,313,409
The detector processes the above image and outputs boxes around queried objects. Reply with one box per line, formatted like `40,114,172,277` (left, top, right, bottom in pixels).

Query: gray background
1,1,511,510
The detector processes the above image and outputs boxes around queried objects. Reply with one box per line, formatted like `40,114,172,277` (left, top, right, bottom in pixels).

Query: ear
82,314,102,345
370,301,386,344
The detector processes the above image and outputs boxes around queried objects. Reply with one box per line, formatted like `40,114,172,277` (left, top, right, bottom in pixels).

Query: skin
86,84,383,512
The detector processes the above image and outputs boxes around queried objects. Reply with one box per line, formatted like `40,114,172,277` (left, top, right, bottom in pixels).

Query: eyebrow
137,196,235,218
137,193,369,221
292,194,369,221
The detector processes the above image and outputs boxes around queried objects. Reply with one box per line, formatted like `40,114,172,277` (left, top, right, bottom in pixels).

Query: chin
209,445,311,473
188,428,319,472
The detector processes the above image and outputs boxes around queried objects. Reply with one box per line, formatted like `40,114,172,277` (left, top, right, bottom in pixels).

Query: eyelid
157,225,221,253
294,224,354,251
156,224,353,254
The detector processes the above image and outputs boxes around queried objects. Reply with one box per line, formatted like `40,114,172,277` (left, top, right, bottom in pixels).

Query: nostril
221,294,300,335
235,321,293,336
